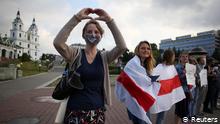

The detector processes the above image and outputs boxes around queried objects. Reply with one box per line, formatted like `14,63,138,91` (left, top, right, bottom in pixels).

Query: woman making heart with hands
54,8,127,124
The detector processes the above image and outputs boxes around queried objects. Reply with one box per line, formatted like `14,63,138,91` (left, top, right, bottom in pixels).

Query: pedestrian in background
175,51,192,124
203,59,218,114
195,56,207,116
155,49,176,124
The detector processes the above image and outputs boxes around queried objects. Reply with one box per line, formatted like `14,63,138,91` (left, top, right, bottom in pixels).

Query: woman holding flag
127,41,155,124
115,41,159,124
151,49,185,124
155,49,176,124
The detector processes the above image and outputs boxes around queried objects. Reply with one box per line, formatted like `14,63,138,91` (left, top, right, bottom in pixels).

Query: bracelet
74,15,81,22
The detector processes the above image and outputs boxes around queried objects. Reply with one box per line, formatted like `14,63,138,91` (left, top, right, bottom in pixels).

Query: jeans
156,112,165,124
188,87,199,117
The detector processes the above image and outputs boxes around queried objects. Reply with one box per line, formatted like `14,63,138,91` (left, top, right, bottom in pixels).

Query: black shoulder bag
52,53,84,100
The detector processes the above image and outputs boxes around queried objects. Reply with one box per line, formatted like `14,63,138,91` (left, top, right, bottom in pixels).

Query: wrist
106,18,113,24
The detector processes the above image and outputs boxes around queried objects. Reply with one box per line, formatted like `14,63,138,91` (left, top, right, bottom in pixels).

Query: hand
93,8,112,22
75,8,93,21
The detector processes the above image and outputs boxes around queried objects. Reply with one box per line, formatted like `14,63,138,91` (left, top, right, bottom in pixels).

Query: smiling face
138,42,151,61
134,41,155,74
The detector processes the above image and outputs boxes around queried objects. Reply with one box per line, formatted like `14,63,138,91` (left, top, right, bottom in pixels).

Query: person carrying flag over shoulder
115,41,160,124
152,49,185,124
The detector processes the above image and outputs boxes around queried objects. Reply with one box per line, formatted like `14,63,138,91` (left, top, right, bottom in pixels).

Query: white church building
0,11,40,61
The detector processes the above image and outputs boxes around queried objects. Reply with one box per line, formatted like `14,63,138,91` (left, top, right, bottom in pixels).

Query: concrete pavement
0,70,219,124
0,72,61,102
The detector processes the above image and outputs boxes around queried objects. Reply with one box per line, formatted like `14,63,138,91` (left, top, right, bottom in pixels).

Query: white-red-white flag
115,56,160,124
150,64,185,113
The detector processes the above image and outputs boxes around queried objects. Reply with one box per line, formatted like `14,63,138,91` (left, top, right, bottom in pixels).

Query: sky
0,0,220,56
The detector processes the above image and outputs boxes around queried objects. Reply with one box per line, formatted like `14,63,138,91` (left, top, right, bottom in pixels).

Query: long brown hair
134,41,155,74
163,49,175,65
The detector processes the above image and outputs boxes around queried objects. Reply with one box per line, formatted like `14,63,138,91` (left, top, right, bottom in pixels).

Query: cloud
151,0,220,28
96,0,220,51
0,0,74,56
0,0,220,56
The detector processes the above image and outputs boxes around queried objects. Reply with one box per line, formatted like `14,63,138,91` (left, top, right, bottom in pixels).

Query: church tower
10,10,25,58
10,11,40,60
27,18,40,60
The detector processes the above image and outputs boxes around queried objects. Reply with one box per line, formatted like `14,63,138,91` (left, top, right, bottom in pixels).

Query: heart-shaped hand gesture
75,8,93,21
92,8,112,23
76,8,112,23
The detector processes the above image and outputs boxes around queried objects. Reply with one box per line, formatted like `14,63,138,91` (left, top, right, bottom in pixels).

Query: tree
150,43,160,64
40,53,46,61
20,53,31,62
151,43,158,51
122,49,134,64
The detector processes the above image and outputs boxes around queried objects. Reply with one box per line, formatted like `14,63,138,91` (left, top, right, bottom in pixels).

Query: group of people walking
53,8,220,124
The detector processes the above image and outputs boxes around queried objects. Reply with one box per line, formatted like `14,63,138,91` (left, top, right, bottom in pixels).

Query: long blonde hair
134,41,155,74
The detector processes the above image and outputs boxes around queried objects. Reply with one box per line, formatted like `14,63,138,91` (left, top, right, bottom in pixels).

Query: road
0,66,64,102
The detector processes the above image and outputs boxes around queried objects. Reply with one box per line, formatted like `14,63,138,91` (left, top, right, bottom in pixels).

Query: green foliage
40,53,55,62
109,64,121,74
20,61,47,76
40,53,47,61
122,49,134,64
150,43,161,64
19,53,31,62
40,53,56,69
151,43,158,51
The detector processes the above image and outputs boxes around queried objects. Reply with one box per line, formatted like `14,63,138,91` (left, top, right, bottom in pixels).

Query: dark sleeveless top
67,50,104,110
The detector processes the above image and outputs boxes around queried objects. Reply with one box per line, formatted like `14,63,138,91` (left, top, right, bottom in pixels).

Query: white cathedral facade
0,11,40,61
10,10,40,60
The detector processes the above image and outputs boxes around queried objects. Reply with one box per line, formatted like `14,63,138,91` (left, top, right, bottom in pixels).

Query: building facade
159,30,218,56
0,35,22,61
0,11,40,61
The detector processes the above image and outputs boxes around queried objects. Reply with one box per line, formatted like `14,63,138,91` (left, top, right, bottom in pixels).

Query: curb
0,72,48,84
36,75,61,89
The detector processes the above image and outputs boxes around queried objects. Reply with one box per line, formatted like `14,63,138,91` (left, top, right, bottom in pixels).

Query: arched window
1,49,6,57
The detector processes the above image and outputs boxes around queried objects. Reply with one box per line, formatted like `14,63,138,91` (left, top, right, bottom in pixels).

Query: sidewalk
0,86,219,124
0,87,132,124
0,88,59,124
